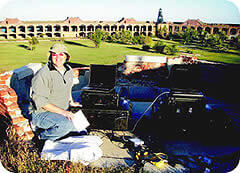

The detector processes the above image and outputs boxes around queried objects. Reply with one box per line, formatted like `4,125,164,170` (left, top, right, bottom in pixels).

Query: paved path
89,130,188,173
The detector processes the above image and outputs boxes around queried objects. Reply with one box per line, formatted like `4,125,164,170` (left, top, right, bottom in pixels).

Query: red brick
8,89,17,97
0,74,11,81
25,131,34,139
0,81,6,85
12,116,25,124
0,102,7,111
8,111,16,116
1,85,8,89
9,102,19,110
0,90,8,96
8,97,18,102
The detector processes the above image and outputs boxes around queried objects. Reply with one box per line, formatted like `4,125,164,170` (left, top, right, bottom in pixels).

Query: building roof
0,18,23,25
118,18,137,24
182,19,203,26
64,17,83,24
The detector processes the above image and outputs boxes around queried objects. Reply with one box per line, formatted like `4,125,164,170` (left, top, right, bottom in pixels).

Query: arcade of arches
0,18,239,40
0,17,155,40
158,19,240,38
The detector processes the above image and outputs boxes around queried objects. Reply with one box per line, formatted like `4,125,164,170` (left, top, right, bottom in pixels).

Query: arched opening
148,25,152,31
9,34,16,39
230,28,237,35
79,32,86,37
182,26,187,32
54,33,61,37
27,25,34,32
18,26,25,32
79,25,86,32
36,25,43,32
37,33,44,38
126,25,132,31
45,33,52,38
27,33,34,38
134,32,139,36
141,32,146,36
111,25,117,32
0,34,7,39
134,25,140,32
95,25,102,30
103,25,110,31
54,25,61,32
71,26,78,32
213,27,219,34
63,26,69,32
0,27,7,33
45,25,52,32
222,28,228,35
197,27,203,32
141,25,146,32
87,32,93,38
119,25,125,31
111,32,116,36
169,26,173,33
174,26,179,32
18,34,26,39
205,27,211,34
9,26,16,33
87,25,94,32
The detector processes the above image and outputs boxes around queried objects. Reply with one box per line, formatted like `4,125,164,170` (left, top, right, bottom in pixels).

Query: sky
0,0,239,24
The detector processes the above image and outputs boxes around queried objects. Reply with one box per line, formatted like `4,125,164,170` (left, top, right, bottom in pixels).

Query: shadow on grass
126,46,154,53
18,44,30,50
64,40,91,48
193,45,240,56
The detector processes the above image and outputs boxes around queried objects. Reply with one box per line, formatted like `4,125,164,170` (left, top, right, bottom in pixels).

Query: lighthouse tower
157,8,164,24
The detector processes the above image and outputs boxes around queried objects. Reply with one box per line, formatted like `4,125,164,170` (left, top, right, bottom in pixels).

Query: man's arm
42,103,74,120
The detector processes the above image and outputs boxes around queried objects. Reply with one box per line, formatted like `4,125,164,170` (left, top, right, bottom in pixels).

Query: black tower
157,8,164,24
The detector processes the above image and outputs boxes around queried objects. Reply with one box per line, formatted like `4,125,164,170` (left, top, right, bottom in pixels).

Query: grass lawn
0,39,240,72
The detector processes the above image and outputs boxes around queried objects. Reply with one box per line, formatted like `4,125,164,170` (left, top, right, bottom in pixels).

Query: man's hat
49,43,70,60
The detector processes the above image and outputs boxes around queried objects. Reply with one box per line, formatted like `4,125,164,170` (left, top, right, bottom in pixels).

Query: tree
160,25,169,38
118,30,133,44
28,36,39,51
90,29,103,48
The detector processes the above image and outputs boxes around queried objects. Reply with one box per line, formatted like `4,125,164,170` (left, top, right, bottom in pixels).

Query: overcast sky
0,0,239,24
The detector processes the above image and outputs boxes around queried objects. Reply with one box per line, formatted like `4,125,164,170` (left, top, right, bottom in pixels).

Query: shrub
153,41,165,53
143,36,153,46
142,45,151,51
163,44,178,55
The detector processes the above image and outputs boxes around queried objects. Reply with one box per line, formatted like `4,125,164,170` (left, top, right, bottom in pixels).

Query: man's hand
69,100,82,107
61,110,75,120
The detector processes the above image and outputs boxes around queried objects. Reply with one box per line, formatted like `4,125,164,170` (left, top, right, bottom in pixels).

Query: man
31,43,82,141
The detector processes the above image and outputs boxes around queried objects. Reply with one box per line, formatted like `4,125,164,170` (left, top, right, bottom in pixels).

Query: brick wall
0,64,42,140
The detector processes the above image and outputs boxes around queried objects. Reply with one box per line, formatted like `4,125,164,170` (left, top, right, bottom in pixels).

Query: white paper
72,110,90,132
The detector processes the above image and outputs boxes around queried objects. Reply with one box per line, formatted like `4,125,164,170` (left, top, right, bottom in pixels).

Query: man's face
51,52,67,69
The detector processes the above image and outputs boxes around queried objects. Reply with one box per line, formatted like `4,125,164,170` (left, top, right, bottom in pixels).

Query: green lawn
0,39,240,72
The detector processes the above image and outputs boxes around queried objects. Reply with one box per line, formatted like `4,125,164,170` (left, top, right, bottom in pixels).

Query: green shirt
31,62,73,113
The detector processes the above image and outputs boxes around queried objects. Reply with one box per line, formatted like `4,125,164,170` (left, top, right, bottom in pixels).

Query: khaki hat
49,43,70,60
